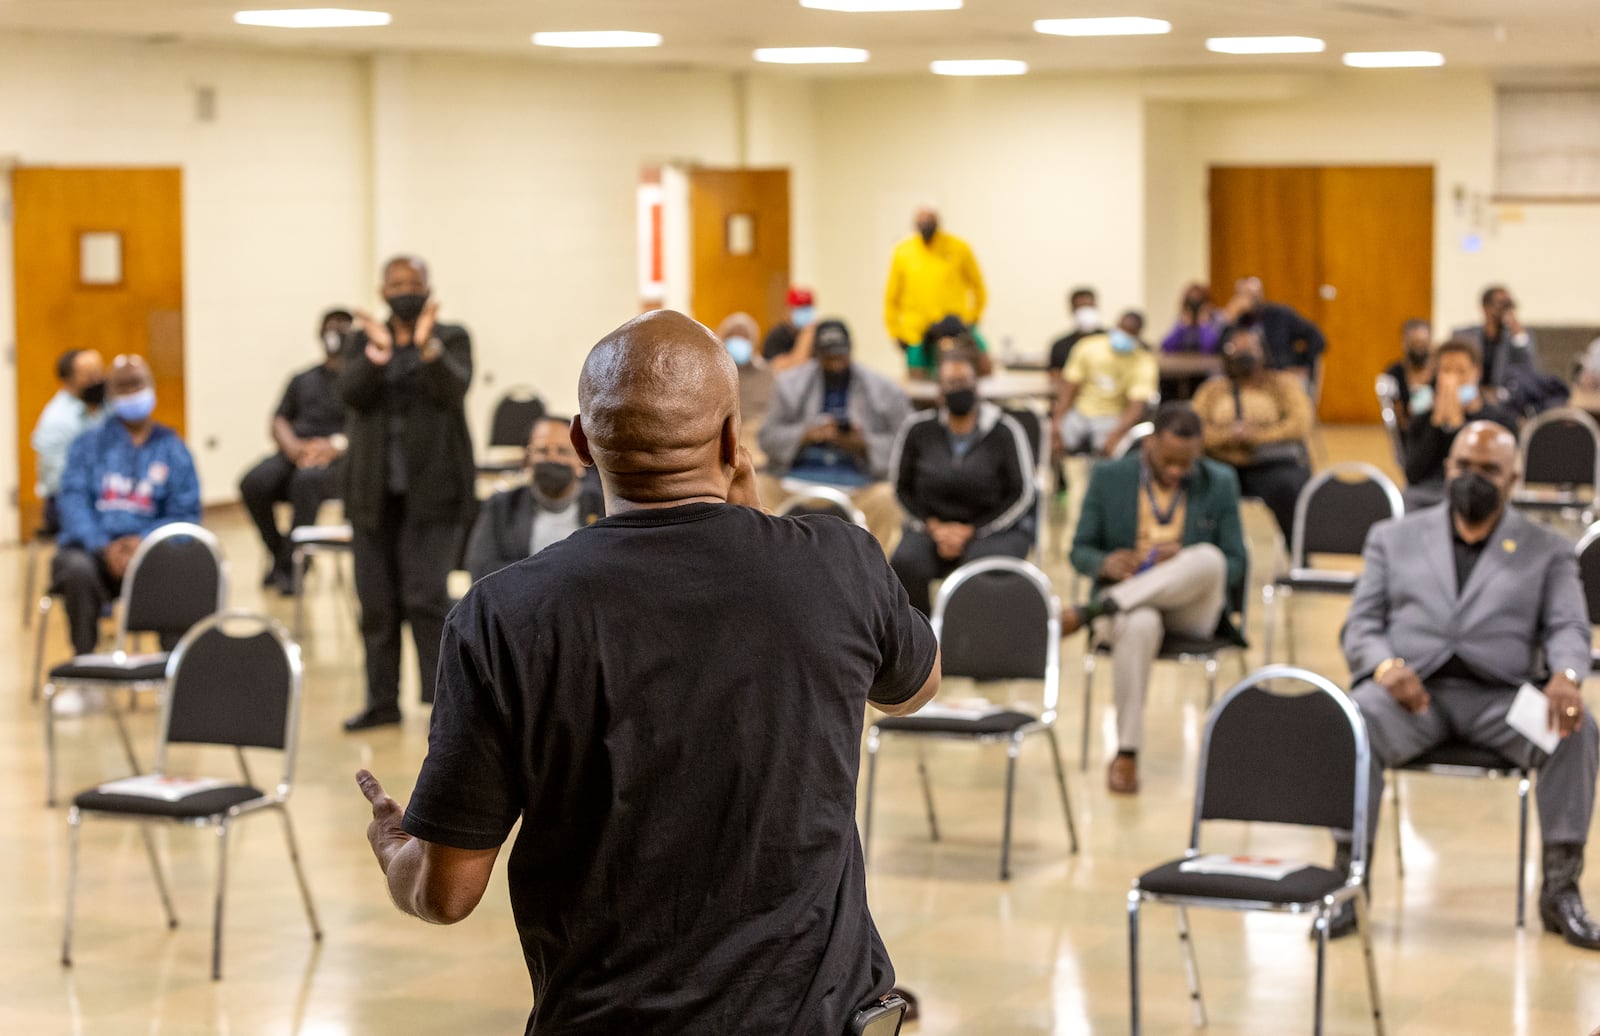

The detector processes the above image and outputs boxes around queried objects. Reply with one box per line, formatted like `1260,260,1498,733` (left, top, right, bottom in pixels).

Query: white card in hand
1507,683,1560,755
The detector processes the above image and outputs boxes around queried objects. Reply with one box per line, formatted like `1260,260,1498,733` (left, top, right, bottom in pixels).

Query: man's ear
720,416,739,470
570,416,595,468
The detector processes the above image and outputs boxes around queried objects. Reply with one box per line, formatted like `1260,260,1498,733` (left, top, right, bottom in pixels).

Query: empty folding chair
1374,373,1407,471
477,387,545,475
289,522,356,641
863,557,1078,880
775,485,867,527
1513,406,1600,526
61,611,321,980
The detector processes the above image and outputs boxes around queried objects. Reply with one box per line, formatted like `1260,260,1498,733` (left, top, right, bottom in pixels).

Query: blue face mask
1109,329,1137,355
791,306,816,328
724,335,754,366
1409,384,1434,415
1458,383,1479,405
111,387,156,423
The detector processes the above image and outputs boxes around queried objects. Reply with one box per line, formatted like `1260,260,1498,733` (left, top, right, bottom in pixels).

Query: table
902,369,1053,408
1157,352,1222,381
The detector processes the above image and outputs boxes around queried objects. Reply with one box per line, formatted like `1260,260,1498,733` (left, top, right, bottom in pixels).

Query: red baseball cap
786,286,814,307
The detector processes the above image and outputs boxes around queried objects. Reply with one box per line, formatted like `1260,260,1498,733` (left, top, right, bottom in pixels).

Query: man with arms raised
357,310,941,1033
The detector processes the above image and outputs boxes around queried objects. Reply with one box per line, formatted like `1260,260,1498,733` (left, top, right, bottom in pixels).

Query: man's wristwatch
1374,657,1405,683
329,433,349,454
1561,667,1581,686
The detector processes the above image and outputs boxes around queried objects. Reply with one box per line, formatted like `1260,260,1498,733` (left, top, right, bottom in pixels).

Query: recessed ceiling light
1034,17,1171,37
1343,50,1445,68
1206,36,1326,55
755,46,871,64
930,59,1028,76
800,0,961,11
233,8,390,28
532,31,662,48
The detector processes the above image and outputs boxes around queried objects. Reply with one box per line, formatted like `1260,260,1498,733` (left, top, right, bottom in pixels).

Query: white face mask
1073,306,1102,332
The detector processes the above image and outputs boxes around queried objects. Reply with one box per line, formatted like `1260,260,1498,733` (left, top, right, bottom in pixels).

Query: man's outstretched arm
357,770,500,925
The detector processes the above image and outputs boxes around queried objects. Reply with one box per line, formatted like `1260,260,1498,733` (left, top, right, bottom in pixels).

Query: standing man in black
239,307,352,593
340,256,475,732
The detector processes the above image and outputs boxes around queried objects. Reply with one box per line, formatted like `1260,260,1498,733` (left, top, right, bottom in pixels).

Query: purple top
1161,318,1225,354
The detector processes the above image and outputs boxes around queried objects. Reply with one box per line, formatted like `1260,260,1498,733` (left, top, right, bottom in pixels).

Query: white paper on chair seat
913,701,1007,721
291,524,353,544
97,774,230,802
70,651,168,669
1179,853,1309,881
1507,683,1560,755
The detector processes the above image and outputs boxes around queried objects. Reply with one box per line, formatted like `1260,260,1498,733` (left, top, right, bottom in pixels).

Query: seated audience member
1402,337,1518,508
464,416,603,583
52,355,201,655
1383,318,1435,433
1577,334,1600,391
717,312,774,442
1052,318,1158,458
1454,284,1537,396
1190,328,1312,541
762,286,816,369
888,352,1036,613
1223,276,1325,380
239,308,353,593
758,319,909,549
1335,422,1600,949
917,315,993,379
1069,402,1247,793
31,348,106,533
1047,286,1102,379
1161,283,1225,355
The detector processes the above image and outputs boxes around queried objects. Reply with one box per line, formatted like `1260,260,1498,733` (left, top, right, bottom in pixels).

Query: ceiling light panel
1033,17,1171,37
233,8,391,28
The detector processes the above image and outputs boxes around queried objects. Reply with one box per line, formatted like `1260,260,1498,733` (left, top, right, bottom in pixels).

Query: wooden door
688,168,790,336
1209,165,1434,423
11,167,185,539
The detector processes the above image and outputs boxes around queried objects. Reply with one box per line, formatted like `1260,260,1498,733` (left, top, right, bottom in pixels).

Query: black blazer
464,476,605,583
338,321,475,530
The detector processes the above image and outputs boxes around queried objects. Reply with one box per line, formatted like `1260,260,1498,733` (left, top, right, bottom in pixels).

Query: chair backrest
1113,421,1154,459
158,612,303,789
1576,522,1600,625
488,388,546,448
118,523,227,646
1374,373,1407,470
1520,406,1600,489
776,486,867,528
930,557,1060,718
1290,462,1403,568
1003,406,1045,472
1191,665,1371,878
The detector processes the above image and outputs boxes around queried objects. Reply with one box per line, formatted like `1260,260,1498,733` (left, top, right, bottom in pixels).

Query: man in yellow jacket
883,207,987,373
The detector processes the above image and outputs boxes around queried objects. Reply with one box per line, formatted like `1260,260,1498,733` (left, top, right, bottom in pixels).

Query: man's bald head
574,310,740,506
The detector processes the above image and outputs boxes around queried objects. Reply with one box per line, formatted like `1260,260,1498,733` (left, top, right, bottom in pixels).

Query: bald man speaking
357,310,940,1034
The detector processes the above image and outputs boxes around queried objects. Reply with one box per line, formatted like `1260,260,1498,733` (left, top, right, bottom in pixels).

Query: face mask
1458,383,1479,405
386,292,429,323
791,305,816,328
1448,471,1502,524
532,461,577,498
111,387,156,423
943,387,977,416
1409,384,1434,416
1226,352,1260,379
80,380,107,407
1109,329,1137,355
724,335,754,366
1073,306,1101,332
1405,347,1430,366
323,330,343,356
917,221,937,242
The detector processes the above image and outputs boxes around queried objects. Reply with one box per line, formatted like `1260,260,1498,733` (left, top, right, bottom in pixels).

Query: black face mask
386,292,429,323
79,380,107,407
532,461,577,498
1225,352,1259,379
1405,347,1430,366
943,388,977,416
917,222,937,243
1448,472,1502,524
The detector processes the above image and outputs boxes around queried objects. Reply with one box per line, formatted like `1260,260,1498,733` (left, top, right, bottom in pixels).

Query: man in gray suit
1452,284,1538,398
1337,421,1599,948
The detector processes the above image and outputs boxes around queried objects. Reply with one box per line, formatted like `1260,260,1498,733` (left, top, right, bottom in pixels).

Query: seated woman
1159,283,1226,401
1383,318,1436,435
889,351,1035,614
1190,328,1312,541
911,315,993,381
1402,337,1519,508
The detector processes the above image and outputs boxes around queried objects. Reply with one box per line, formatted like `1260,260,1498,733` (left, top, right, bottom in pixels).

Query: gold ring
1568,706,1582,717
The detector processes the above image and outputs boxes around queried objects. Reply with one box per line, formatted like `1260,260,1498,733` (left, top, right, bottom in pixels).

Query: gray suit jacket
1451,322,1539,390
1343,504,1590,688
758,361,910,479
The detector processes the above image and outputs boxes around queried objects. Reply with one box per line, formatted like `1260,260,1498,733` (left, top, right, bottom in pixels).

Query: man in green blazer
1069,402,1247,793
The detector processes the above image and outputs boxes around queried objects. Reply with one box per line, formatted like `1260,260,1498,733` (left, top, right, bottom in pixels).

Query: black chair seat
1276,572,1359,595
1136,858,1345,905
1402,742,1521,773
878,709,1037,736
73,784,265,819
50,656,169,682
1157,632,1237,657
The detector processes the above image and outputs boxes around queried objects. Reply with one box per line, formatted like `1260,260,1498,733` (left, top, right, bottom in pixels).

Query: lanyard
1140,460,1186,527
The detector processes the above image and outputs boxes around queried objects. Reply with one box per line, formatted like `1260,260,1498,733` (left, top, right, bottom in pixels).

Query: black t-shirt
275,363,345,441
1047,328,1093,373
404,501,938,1035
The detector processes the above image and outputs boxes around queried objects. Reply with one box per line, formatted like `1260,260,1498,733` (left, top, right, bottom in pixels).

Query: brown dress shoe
1107,754,1140,794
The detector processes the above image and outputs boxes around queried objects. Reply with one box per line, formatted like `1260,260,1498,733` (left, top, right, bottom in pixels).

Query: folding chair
1262,463,1403,663
42,523,227,806
1128,665,1383,1035
1002,405,1049,557
1374,373,1407,471
289,522,356,641
1513,406,1600,526
1578,521,1600,674
477,387,545,475
62,611,322,980
863,557,1078,880
22,521,56,628
775,485,867,527
1112,421,1154,460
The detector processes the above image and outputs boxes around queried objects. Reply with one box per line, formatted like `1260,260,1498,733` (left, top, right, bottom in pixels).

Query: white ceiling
1,0,1597,75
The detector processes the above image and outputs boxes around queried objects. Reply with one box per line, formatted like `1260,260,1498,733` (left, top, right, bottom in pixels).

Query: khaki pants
1094,543,1227,751
756,475,901,555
